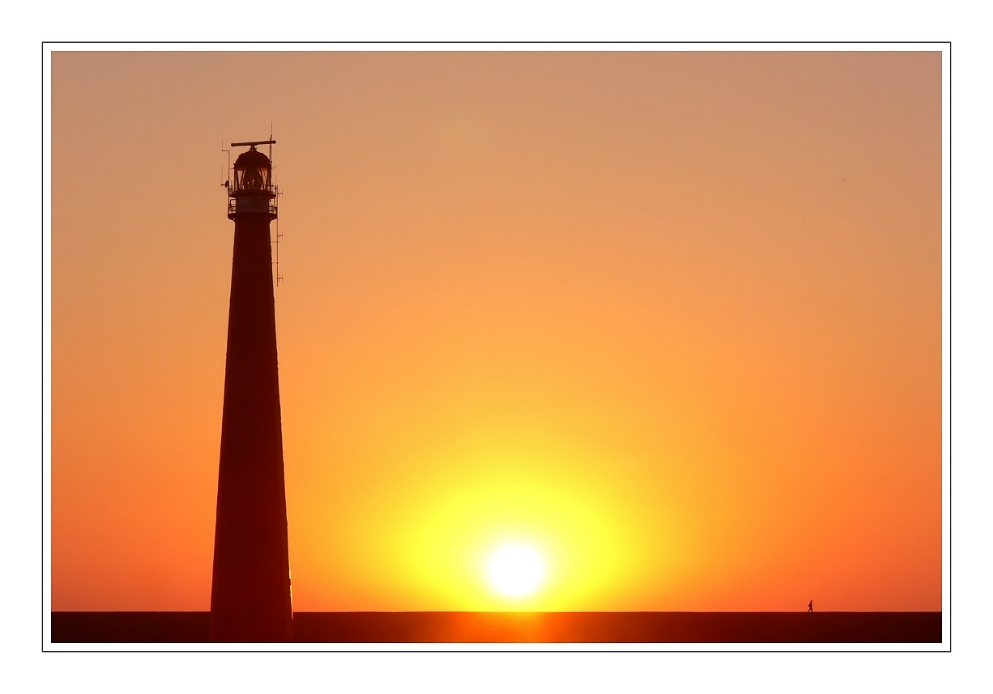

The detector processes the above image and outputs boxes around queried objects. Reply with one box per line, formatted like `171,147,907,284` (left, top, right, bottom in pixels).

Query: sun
487,543,545,598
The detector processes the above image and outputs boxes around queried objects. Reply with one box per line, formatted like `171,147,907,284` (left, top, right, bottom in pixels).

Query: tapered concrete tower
209,141,292,642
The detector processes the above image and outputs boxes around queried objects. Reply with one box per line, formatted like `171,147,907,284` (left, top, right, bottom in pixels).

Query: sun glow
487,543,545,598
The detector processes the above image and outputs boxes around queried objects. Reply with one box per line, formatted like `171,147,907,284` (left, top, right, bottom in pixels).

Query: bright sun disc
487,544,544,598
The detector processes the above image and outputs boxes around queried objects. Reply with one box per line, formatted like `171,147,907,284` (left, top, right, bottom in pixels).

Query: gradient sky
51,50,941,612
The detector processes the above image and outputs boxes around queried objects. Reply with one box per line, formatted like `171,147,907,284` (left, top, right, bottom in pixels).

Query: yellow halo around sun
487,543,545,598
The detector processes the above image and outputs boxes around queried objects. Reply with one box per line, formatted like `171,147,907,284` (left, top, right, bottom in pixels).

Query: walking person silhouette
808,600,813,612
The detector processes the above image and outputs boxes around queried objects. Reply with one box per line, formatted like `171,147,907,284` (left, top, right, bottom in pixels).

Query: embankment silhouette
51,611,940,643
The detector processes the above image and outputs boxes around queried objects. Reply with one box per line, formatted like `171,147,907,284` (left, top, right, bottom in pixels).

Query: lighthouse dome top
234,146,271,171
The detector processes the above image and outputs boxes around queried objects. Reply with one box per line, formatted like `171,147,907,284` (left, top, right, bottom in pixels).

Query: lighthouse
209,141,293,642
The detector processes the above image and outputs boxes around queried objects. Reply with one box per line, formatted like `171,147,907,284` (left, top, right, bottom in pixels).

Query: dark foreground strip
51,611,941,644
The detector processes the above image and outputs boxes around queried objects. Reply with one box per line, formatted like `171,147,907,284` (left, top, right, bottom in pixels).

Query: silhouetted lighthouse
209,141,292,642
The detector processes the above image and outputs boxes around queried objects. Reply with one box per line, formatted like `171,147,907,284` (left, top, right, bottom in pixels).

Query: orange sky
51,50,942,612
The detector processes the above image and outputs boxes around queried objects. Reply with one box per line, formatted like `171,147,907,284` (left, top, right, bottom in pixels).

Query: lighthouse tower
209,141,293,642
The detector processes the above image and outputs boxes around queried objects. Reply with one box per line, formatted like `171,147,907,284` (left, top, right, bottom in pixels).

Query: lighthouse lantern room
227,141,278,220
